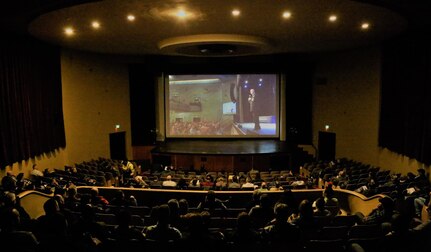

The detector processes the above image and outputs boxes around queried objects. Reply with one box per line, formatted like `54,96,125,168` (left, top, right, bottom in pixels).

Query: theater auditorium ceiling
1,0,430,57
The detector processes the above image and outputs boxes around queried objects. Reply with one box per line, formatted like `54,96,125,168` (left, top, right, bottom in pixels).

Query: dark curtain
0,35,65,168
379,32,431,165
129,65,158,146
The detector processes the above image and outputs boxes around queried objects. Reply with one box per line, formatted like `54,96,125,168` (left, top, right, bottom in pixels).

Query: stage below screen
150,140,296,172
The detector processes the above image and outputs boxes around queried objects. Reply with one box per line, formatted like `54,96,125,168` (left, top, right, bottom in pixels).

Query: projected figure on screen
248,88,261,130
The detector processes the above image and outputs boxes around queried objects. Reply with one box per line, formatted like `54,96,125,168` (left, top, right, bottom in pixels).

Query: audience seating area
303,158,428,198
1,156,430,252
10,185,430,252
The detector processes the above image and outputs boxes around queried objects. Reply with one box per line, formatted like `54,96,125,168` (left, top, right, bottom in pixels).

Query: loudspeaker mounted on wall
318,131,336,161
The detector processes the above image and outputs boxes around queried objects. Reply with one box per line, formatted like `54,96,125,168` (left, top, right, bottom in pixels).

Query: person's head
43,198,60,215
315,197,326,211
252,189,261,202
0,208,20,232
90,187,99,197
407,172,415,180
114,189,125,200
250,88,255,95
32,164,38,170
417,168,426,176
298,199,313,218
178,198,189,215
205,190,216,202
246,176,253,183
259,193,271,208
206,174,214,182
379,197,394,211
216,177,225,185
237,212,251,230
323,185,335,198
274,203,290,222
332,179,339,187
1,172,17,191
157,204,171,225
54,194,65,209
166,175,172,181
67,184,78,197
191,177,198,186
167,198,180,217
3,192,17,207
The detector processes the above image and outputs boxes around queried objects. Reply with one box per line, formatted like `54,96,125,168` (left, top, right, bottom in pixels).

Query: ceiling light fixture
64,27,75,36
127,14,135,21
91,21,100,29
176,9,187,19
282,11,292,19
232,9,240,17
361,22,370,30
329,15,337,22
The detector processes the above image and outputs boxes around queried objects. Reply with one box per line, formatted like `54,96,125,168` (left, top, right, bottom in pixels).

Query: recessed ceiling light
329,15,337,22
127,14,135,21
64,27,75,36
282,11,292,19
91,21,100,29
361,22,370,30
176,9,187,18
232,9,240,17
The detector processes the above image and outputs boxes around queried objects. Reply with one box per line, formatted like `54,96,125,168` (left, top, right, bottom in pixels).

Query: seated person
241,177,256,190
197,190,227,212
143,204,182,241
30,164,44,178
188,176,201,189
261,203,300,249
110,208,145,241
162,175,177,188
356,197,395,225
313,197,331,217
214,176,227,190
323,183,341,216
227,175,241,189
200,175,215,189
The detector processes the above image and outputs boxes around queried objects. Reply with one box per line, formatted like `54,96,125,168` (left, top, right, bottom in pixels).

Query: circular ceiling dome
158,34,271,57
26,0,408,56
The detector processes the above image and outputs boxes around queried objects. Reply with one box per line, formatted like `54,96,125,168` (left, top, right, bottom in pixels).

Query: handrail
76,186,384,215
336,189,386,216
17,187,385,219
17,190,53,219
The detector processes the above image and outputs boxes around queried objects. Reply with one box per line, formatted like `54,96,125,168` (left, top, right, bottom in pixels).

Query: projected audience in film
248,88,261,130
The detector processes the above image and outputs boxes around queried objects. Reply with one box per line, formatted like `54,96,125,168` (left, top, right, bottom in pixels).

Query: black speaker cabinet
318,131,336,161
109,131,126,160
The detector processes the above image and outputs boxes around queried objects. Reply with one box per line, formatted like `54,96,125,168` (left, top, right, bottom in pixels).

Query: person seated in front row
162,175,177,188
355,196,396,225
143,204,182,241
197,190,228,212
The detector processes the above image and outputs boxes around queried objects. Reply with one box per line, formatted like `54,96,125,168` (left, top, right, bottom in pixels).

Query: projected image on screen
166,74,279,138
